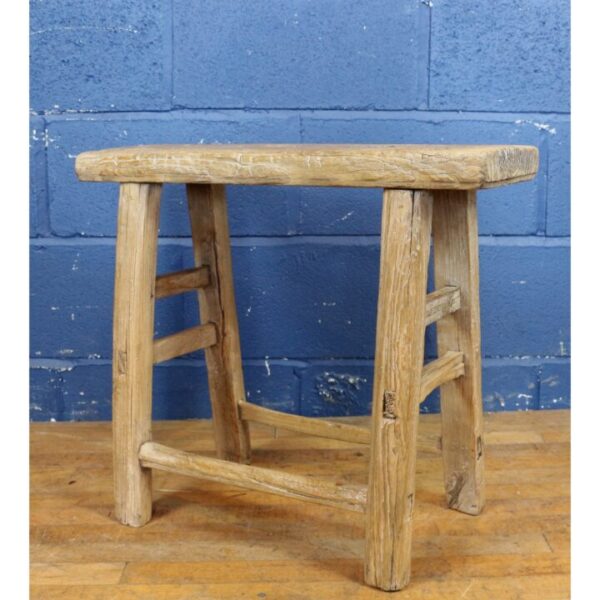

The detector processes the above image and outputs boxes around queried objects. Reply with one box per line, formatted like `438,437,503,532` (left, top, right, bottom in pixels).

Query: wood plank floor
30,410,570,599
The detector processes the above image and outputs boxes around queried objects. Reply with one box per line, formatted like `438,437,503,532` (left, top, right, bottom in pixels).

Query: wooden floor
30,410,570,599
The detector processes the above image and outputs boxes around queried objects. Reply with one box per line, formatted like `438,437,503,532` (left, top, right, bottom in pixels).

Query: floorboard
30,411,570,599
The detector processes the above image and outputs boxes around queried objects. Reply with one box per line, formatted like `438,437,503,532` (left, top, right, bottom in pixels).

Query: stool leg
187,184,251,463
365,189,432,591
112,183,162,527
432,190,485,515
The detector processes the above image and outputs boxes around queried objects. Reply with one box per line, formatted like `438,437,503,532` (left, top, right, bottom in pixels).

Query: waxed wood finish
30,411,570,599
139,442,367,513
75,144,539,189
111,183,162,527
187,185,251,463
365,189,433,591
433,190,485,515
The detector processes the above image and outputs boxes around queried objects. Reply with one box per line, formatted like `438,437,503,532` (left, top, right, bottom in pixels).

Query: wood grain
75,144,538,189
365,189,433,591
111,183,161,527
187,184,251,463
420,351,465,401
152,323,217,364
239,402,371,444
155,266,210,299
138,442,367,513
424,286,461,326
433,190,485,516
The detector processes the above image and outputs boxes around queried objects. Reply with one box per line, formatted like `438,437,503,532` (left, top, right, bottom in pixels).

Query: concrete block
429,0,570,112
173,0,426,109
30,0,171,111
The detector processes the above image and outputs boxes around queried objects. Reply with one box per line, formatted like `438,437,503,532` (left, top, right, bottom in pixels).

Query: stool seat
76,143,538,189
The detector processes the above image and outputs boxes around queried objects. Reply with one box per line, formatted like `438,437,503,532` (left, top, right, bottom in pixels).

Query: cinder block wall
30,1,570,421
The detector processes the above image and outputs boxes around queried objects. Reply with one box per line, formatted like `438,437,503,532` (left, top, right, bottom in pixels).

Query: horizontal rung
420,351,465,401
425,286,461,326
139,442,367,513
153,323,217,364
155,266,210,299
239,402,370,444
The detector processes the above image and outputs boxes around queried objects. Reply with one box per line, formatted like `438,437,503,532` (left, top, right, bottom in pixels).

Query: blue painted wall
30,0,570,421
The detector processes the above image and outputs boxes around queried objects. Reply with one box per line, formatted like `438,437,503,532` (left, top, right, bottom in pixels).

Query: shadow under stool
75,143,538,591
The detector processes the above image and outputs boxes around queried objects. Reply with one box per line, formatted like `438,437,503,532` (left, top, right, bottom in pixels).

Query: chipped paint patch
314,371,368,415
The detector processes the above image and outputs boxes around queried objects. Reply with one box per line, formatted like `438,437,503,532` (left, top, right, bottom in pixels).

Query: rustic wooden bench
76,143,538,591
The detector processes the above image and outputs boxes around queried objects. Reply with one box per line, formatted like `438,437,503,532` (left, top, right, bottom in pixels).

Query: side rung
239,402,371,444
153,323,217,364
420,351,465,401
155,266,210,299
139,442,367,513
425,286,460,326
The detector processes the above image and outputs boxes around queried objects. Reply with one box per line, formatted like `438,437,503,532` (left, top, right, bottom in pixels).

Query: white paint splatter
514,119,557,135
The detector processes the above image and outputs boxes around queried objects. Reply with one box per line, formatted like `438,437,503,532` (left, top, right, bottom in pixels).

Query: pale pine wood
152,324,217,364
239,402,371,444
364,189,433,591
433,190,486,516
424,286,461,326
420,351,465,401
138,442,367,513
75,144,538,189
155,266,210,299
187,184,251,463
112,183,161,527
30,411,570,599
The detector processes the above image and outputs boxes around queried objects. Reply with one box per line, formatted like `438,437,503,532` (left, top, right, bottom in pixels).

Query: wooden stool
75,144,538,591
